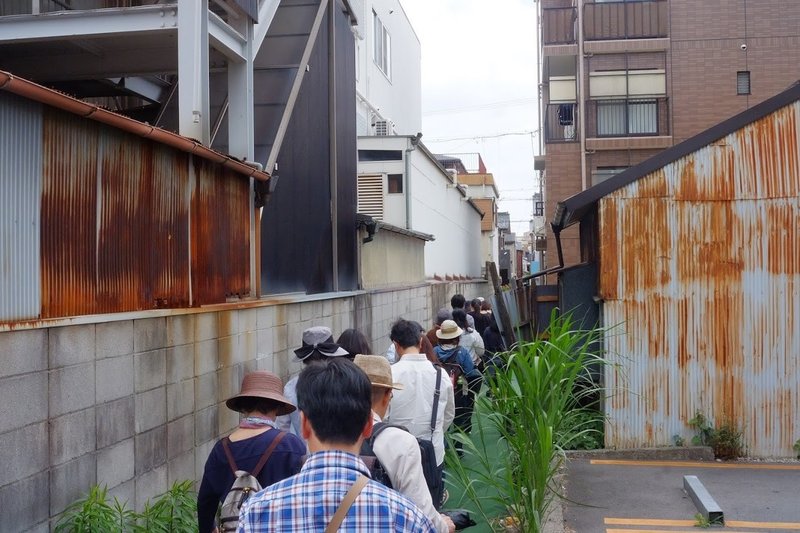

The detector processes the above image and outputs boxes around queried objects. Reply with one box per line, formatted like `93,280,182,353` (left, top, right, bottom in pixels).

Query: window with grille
534,201,544,217
596,99,657,136
737,71,751,95
373,11,391,79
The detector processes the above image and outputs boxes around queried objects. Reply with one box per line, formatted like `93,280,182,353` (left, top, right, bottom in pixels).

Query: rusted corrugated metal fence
600,101,800,456
1,94,251,323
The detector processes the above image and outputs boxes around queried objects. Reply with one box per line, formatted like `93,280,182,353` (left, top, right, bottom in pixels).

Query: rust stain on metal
38,107,250,318
601,101,800,456
599,199,619,300
191,159,250,305
41,109,99,318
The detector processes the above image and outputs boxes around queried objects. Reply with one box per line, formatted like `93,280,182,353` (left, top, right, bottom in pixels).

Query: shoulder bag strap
430,366,442,439
369,422,387,445
251,430,287,478
221,437,238,475
324,474,369,533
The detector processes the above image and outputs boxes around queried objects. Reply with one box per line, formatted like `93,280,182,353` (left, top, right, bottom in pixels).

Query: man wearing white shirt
386,319,455,508
354,355,455,533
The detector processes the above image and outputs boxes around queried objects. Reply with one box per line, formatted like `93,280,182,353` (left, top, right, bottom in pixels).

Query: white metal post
227,18,254,160
225,12,257,297
178,0,210,144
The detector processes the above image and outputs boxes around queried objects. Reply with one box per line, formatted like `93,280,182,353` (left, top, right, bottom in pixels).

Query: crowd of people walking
198,294,501,533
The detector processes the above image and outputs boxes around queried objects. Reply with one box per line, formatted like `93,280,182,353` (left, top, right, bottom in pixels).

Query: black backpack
360,367,444,508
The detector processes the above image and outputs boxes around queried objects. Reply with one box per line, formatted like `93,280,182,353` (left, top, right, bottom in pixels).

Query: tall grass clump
446,312,608,532
55,481,197,533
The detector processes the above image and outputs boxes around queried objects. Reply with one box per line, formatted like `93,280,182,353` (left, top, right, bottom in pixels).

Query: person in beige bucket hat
197,371,306,533
354,355,456,533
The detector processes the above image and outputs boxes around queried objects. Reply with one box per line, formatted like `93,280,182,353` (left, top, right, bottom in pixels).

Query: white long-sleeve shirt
459,329,485,364
372,412,450,533
275,375,304,442
386,354,455,466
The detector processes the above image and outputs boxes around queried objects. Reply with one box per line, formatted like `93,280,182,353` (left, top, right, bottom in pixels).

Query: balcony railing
586,97,669,138
544,103,578,142
0,1,172,16
584,0,668,41
543,7,577,45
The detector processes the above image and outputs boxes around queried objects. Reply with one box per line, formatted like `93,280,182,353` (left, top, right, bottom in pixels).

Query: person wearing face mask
433,320,480,450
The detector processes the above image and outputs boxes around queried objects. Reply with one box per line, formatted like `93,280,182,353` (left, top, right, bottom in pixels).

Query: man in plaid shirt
238,358,435,532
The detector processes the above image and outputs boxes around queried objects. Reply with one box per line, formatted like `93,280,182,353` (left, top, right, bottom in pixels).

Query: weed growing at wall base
689,411,744,459
55,481,197,533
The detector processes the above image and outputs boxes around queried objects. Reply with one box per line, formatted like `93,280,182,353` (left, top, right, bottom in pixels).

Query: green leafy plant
135,480,197,533
446,312,608,532
55,486,136,533
673,434,686,447
793,438,800,459
689,411,744,459
55,481,197,533
694,512,711,528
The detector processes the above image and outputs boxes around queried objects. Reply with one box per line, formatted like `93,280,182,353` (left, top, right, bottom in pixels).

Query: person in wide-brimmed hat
355,354,456,533
434,319,480,456
277,326,348,439
197,371,306,533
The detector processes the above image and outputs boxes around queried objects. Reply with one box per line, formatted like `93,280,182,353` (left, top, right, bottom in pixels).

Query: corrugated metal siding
37,106,248,318
191,158,250,305
0,94,42,321
41,107,100,317
601,101,800,457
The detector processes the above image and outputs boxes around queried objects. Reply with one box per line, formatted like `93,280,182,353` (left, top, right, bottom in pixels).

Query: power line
427,130,539,143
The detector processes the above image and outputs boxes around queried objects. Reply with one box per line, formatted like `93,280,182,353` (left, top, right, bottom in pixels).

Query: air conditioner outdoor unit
374,119,394,136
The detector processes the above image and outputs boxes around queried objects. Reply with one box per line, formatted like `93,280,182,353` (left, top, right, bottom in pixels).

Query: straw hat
436,319,463,340
225,371,296,416
354,354,404,390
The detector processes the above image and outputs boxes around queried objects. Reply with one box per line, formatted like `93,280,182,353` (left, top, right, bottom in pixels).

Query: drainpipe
577,0,588,190
554,226,565,268
404,132,422,229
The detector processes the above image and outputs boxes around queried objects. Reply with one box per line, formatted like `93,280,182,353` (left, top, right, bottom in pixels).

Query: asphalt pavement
562,457,800,533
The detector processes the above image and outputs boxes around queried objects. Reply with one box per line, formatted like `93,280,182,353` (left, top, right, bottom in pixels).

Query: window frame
387,174,403,194
595,98,659,137
372,10,391,80
737,71,751,95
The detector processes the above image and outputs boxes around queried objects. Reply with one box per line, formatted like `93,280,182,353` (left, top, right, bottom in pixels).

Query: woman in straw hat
197,371,305,533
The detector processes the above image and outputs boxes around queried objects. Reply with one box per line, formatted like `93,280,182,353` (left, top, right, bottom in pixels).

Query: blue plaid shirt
238,450,435,532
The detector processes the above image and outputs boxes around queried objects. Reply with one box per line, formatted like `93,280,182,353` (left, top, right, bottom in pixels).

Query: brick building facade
539,0,800,267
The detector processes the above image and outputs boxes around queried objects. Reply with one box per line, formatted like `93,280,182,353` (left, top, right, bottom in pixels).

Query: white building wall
353,0,422,135
358,136,483,278
408,149,482,278
480,232,499,271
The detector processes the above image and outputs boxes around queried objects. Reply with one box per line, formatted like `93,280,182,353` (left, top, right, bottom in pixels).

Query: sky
399,0,541,236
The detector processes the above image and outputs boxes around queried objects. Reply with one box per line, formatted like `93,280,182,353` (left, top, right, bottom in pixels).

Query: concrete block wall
0,279,489,532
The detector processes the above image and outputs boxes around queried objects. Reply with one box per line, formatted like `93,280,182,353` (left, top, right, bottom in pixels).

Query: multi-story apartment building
538,0,800,267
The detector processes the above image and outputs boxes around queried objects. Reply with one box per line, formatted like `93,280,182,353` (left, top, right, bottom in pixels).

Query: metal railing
544,103,578,142
586,97,669,138
583,0,668,41
542,6,577,45
0,1,170,15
